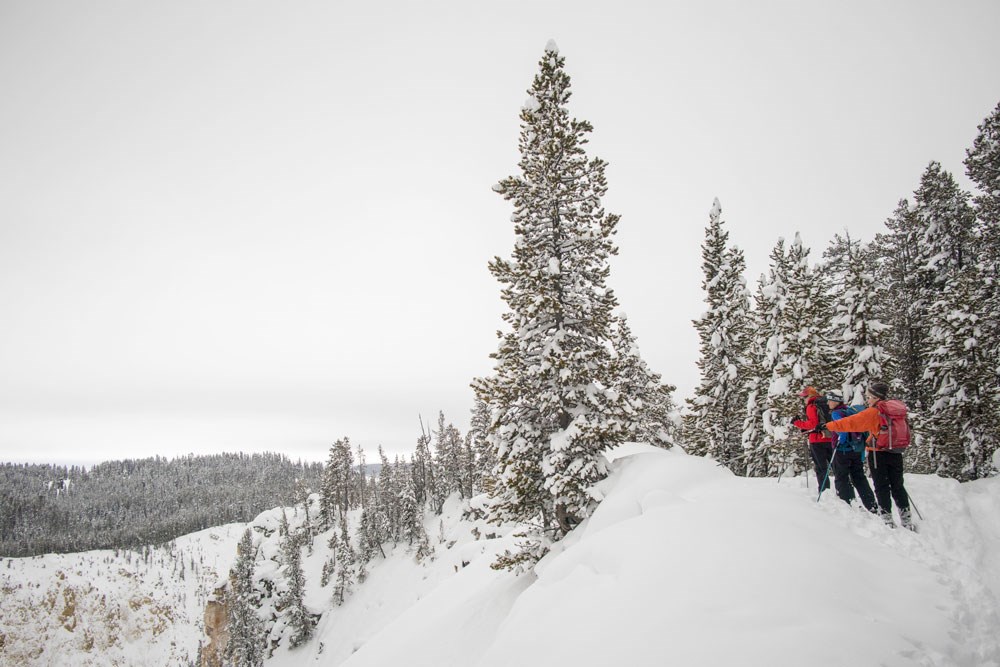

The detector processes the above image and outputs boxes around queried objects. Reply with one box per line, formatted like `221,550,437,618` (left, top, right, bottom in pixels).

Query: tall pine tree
474,42,632,566
965,99,1000,474
822,232,889,405
225,529,265,667
909,162,981,476
683,199,750,471
279,531,312,648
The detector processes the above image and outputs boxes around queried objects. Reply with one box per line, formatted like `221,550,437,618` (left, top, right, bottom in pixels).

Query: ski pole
908,494,924,520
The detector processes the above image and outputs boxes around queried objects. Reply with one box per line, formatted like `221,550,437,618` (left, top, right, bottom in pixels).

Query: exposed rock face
0,526,244,667
199,585,230,667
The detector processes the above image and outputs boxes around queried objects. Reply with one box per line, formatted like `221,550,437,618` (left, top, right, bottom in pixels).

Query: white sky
2,0,998,466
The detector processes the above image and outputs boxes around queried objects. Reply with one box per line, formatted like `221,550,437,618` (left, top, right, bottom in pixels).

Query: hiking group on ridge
791,381,914,530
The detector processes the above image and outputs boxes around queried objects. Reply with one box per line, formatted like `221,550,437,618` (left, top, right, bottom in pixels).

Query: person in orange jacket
824,381,913,529
791,386,834,492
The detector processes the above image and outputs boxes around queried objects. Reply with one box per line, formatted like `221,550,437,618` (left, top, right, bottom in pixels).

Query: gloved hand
790,416,801,426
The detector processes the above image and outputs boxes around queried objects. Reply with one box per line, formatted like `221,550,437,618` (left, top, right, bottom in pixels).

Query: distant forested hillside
0,452,323,557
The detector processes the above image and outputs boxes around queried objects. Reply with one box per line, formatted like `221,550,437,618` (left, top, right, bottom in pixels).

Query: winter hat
825,391,843,403
798,386,820,398
867,382,890,400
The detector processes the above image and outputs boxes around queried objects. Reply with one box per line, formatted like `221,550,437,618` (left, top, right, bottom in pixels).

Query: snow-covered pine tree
225,528,265,667
611,314,676,450
742,237,815,477
965,100,1000,445
358,475,389,564
468,399,496,496
784,233,832,393
873,200,927,408
279,530,312,648
293,479,314,551
683,199,750,470
766,236,817,475
377,447,402,544
473,42,632,566
332,520,355,606
461,432,477,499
740,282,774,477
412,421,437,509
355,442,368,510
924,264,1000,480
320,438,354,527
742,261,787,477
909,161,980,478
433,412,465,505
822,232,890,405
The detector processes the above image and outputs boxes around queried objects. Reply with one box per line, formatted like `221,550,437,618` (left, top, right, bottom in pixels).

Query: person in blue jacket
826,391,877,512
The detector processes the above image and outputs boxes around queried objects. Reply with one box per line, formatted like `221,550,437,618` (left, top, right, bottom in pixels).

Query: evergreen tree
910,161,979,476
924,265,1000,479
741,266,791,477
320,438,354,527
742,237,815,477
377,447,402,544
611,314,677,450
473,42,632,567
468,399,496,496
683,199,750,470
965,100,1000,433
225,529,265,667
358,476,388,564
279,531,312,648
783,233,830,393
873,200,926,408
740,283,775,477
433,412,465,505
332,520,355,606
412,422,437,509
461,432,477,499
822,232,890,404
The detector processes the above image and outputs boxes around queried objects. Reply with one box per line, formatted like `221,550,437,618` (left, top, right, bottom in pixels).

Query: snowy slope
3,445,998,667
302,444,999,667
0,523,245,666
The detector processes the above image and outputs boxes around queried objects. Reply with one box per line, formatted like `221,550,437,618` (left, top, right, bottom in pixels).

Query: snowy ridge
332,444,998,667
2,445,998,666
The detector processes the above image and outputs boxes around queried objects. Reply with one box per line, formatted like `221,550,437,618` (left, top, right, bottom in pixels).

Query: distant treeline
0,452,323,557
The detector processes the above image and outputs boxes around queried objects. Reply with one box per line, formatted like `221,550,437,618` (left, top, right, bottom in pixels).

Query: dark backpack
874,400,911,450
812,399,835,440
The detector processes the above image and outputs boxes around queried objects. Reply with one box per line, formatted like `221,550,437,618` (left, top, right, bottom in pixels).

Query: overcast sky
2,0,998,466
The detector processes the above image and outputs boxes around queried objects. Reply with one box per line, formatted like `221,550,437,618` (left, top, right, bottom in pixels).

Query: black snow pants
809,442,834,491
867,450,911,526
832,450,877,512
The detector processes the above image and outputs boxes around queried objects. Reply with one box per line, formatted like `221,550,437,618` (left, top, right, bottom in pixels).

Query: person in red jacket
825,381,913,529
791,386,834,492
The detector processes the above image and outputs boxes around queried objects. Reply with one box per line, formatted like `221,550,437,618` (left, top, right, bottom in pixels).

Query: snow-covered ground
3,444,998,666
262,444,999,667
0,522,245,666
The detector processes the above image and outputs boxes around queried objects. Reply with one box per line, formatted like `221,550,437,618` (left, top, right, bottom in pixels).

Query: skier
824,382,914,529
825,391,877,512
791,386,835,492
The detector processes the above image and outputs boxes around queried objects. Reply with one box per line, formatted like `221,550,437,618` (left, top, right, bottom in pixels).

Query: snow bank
335,445,997,667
